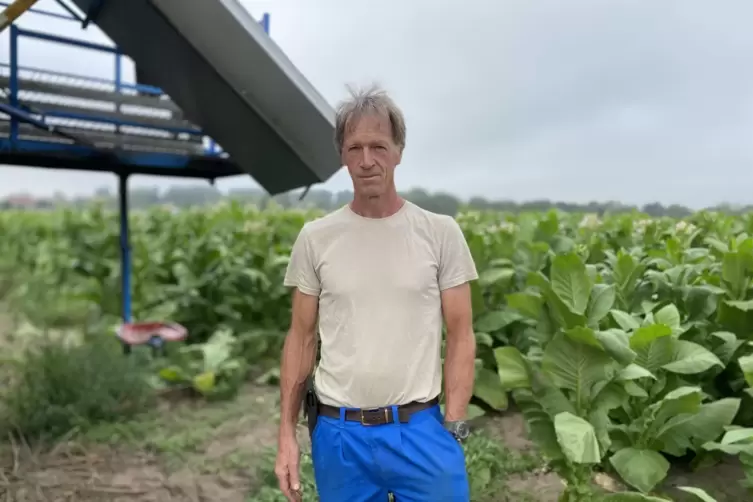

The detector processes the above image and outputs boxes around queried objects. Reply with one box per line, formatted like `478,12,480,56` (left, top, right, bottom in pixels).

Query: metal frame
0,2,271,324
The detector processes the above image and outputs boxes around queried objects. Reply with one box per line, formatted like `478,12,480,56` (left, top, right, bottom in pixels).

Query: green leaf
193,371,216,395
656,398,740,457
475,310,521,332
158,365,186,383
588,283,616,326
550,252,592,315
618,363,656,381
685,398,741,444
609,447,670,493
711,331,743,364
553,412,601,464
467,404,486,420
725,299,753,311
494,346,530,390
478,267,515,287
542,333,613,411
611,309,640,331
662,340,723,375
505,292,543,320
676,486,718,502
596,329,637,365
721,427,753,445
600,494,672,502
473,367,509,411
654,303,682,334
475,331,493,346
630,324,672,349
564,325,601,348
739,354,753,387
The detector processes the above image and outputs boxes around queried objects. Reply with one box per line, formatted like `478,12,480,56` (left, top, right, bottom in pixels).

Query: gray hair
334,84,406,154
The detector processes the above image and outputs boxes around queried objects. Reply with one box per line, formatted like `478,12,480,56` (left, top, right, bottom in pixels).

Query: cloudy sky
2,0,753,208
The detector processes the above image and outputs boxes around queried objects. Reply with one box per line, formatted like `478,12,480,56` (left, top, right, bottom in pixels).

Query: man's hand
275,432,302,502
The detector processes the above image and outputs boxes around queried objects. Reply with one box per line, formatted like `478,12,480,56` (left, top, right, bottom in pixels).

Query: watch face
447,421,470,440
456,422,470,439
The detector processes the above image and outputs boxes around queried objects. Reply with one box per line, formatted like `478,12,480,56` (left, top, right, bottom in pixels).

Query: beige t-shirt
283,201,478,409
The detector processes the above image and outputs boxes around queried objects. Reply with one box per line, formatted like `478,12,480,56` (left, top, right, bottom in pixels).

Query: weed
0,330,156,441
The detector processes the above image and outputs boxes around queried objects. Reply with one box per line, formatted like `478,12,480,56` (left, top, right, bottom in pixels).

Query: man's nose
361,147,376,168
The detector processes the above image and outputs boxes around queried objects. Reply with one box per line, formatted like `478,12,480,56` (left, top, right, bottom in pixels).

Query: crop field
2,202,753,501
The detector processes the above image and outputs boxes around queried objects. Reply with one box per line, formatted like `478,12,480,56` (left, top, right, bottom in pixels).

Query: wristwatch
444,420,470,442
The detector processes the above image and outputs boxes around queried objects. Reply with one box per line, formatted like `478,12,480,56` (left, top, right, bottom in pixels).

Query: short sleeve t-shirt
283,201,478,409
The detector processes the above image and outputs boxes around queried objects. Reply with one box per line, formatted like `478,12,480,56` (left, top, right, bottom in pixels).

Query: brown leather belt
318,396,440,426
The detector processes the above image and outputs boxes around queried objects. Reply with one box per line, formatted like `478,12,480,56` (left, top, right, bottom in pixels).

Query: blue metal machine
0,0,339,329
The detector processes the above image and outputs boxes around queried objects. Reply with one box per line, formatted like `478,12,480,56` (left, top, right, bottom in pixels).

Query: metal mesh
0,64,209,155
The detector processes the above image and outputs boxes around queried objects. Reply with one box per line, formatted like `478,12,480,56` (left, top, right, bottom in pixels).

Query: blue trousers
311,404,470,501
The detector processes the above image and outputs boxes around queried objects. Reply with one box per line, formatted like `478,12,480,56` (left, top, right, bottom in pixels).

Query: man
275,84,478,502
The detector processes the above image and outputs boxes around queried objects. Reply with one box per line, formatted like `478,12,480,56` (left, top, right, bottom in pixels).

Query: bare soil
0,384,285,502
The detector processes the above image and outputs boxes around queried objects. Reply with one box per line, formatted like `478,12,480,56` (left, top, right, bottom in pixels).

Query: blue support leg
118,173,132,354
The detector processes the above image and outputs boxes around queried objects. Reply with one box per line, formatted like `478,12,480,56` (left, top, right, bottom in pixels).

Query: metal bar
115,52,121,134
32,109,203,135
16,26,118,53
0,123,205,153
0,0,41,33
53,0,84,23
118,172,132,354
118,173,131,325
9,24,18,141
0,0,75,21
81,0,103,29
0,62,165,95
0,138,219,167
0,76,181,112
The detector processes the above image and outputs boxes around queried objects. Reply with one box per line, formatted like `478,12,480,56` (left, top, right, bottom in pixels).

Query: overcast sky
2,0,753,208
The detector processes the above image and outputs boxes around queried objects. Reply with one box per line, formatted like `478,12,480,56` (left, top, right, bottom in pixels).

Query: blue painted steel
0,138,222,167
9,25,19,141
17,26,118,53
53,0,85,23
118,174,131,323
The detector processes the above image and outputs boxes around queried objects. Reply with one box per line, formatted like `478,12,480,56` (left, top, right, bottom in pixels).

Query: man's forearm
443,328,476,421
279,329,317,436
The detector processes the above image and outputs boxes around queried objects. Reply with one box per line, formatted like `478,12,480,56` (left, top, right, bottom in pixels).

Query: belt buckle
360,407,390,426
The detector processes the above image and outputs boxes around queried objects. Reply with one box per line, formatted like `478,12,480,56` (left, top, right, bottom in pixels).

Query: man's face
341,114,402,197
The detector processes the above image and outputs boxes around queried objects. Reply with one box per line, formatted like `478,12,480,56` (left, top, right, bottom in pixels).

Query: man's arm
276,226,320,501
279,289,319,436
436,216,478,422
441,282,476,422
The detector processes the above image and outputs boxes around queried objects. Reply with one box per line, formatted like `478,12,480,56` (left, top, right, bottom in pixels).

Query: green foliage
0,330,156,441
156,328,249,399
7,203,753,498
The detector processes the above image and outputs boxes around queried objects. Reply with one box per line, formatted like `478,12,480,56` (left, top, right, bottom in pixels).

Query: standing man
275,85,478,502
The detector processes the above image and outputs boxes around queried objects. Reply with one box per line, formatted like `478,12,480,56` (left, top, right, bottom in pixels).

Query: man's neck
350,191,404,219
